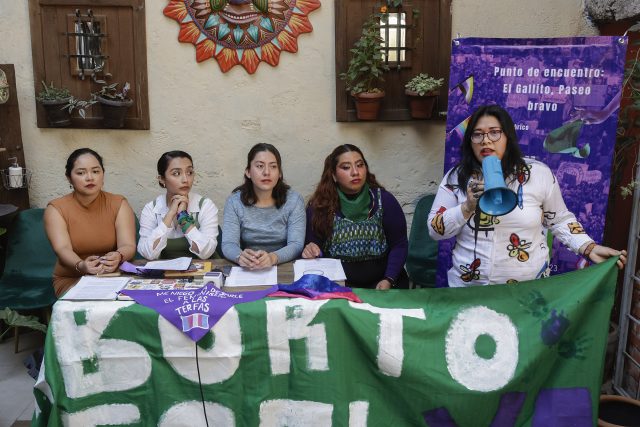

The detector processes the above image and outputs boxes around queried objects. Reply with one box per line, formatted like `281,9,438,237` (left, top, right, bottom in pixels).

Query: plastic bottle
8,158,23,188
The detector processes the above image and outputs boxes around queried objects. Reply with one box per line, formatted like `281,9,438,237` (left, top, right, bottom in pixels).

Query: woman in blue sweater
222,143,305,269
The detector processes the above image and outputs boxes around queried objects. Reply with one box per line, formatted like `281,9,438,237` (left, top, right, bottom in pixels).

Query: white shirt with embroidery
137,192,219,260
428,159,593,287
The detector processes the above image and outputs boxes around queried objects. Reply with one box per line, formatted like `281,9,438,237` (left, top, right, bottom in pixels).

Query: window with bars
380,11,410,66
335,0,451,121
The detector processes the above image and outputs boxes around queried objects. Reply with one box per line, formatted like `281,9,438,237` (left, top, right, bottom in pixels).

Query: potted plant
94,82,133,128
339,14,389,120
36,81,72,127
405,73,444,119
64,96,97,120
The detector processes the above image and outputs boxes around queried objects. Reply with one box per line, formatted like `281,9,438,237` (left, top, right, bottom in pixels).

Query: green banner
33,258,618,426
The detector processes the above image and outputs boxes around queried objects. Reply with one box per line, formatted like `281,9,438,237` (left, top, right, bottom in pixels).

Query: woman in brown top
44,148,136,296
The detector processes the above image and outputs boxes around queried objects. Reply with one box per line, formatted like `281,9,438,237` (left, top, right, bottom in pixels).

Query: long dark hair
157,150,193,188
233,143,290,209
449,104,528,190
307,144,384,240
65,148,104,177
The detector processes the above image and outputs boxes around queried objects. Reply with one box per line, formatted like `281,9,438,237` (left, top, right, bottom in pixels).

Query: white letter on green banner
266,299,329,375
52,301,151,398
61,404,139,426
159,307,241,383
349,302,426,377
259,400,333,426
349,401,369,427
445,305,518,392
158,401,235,426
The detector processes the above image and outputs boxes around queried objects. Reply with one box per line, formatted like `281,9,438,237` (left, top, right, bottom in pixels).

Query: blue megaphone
478,155,517,216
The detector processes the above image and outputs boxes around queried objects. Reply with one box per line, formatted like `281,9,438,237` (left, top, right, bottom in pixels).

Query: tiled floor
0,330,45,427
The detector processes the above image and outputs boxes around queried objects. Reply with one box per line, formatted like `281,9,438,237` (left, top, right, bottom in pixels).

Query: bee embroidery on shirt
460,258,481,282
431,206,446,235
567,222,586,234
478,212,500,227
507,233,532,262
466,211,499,236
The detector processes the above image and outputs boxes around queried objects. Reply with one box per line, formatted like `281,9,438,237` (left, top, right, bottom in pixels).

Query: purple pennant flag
120,282,277,341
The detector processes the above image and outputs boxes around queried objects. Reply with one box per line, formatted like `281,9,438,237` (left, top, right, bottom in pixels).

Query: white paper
225,266,278,286
60,276,132,301
293,258,347,281
142,257,192,271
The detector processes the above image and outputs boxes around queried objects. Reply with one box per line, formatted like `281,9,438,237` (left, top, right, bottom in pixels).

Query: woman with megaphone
428,104,626,287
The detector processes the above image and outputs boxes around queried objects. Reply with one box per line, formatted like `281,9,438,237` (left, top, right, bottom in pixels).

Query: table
131,258,295,287
32,259,619,426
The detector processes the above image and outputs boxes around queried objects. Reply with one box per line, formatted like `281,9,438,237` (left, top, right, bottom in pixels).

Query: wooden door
0,64,30,210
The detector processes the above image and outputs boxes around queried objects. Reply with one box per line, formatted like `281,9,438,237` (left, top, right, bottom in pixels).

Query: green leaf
0,308,47,333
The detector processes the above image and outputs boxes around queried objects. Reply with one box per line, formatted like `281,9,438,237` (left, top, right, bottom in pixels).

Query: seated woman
138,151,219,260
44,148,136,297
428,104,626,287
222,143,305,269
303,144,409,289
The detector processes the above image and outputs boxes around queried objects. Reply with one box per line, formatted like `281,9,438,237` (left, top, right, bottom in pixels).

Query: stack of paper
142,257,192,271
293,258,347,281
60,276,132,301
225,266,278,287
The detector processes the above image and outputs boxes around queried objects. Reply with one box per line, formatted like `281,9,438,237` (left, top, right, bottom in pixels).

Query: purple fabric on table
271,274,362,302
304,188,408,282
119,261,160,276
120,261,142,274
120,282,277,342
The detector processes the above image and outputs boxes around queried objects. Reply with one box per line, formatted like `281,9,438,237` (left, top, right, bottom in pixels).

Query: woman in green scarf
303,144,409,289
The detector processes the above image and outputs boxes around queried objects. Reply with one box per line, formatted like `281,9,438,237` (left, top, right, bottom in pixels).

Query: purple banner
121,283,277,341
439,36,628,286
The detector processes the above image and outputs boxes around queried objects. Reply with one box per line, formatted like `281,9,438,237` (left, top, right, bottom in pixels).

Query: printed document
143,257,192,271
293,258,347,281
60,276,131,301
226,266,278,286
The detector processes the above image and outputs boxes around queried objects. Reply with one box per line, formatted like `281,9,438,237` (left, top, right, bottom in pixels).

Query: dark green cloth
160,237,192,259
337,183,370,221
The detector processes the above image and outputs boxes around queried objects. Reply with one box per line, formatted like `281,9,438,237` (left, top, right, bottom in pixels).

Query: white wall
0,0,596,221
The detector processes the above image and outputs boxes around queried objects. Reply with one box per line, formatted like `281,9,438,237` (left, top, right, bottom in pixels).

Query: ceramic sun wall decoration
164,0,321,74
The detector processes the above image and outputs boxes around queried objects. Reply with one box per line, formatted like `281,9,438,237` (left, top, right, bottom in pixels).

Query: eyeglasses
470,129,503,144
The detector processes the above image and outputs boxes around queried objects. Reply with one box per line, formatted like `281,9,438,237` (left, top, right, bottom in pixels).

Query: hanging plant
614,24,640,198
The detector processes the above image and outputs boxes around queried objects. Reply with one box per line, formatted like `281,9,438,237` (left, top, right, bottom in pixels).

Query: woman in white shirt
138,151,219,260
428,104,626,287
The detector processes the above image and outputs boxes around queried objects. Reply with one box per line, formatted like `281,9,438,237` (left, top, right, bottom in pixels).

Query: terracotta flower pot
598,394,640,426
39,98,71,127
405,89,437,119
98,96,134,129
353,91,385,120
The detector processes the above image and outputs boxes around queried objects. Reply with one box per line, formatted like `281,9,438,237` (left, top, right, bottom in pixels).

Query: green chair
406,194,439,288
0,209,57,351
